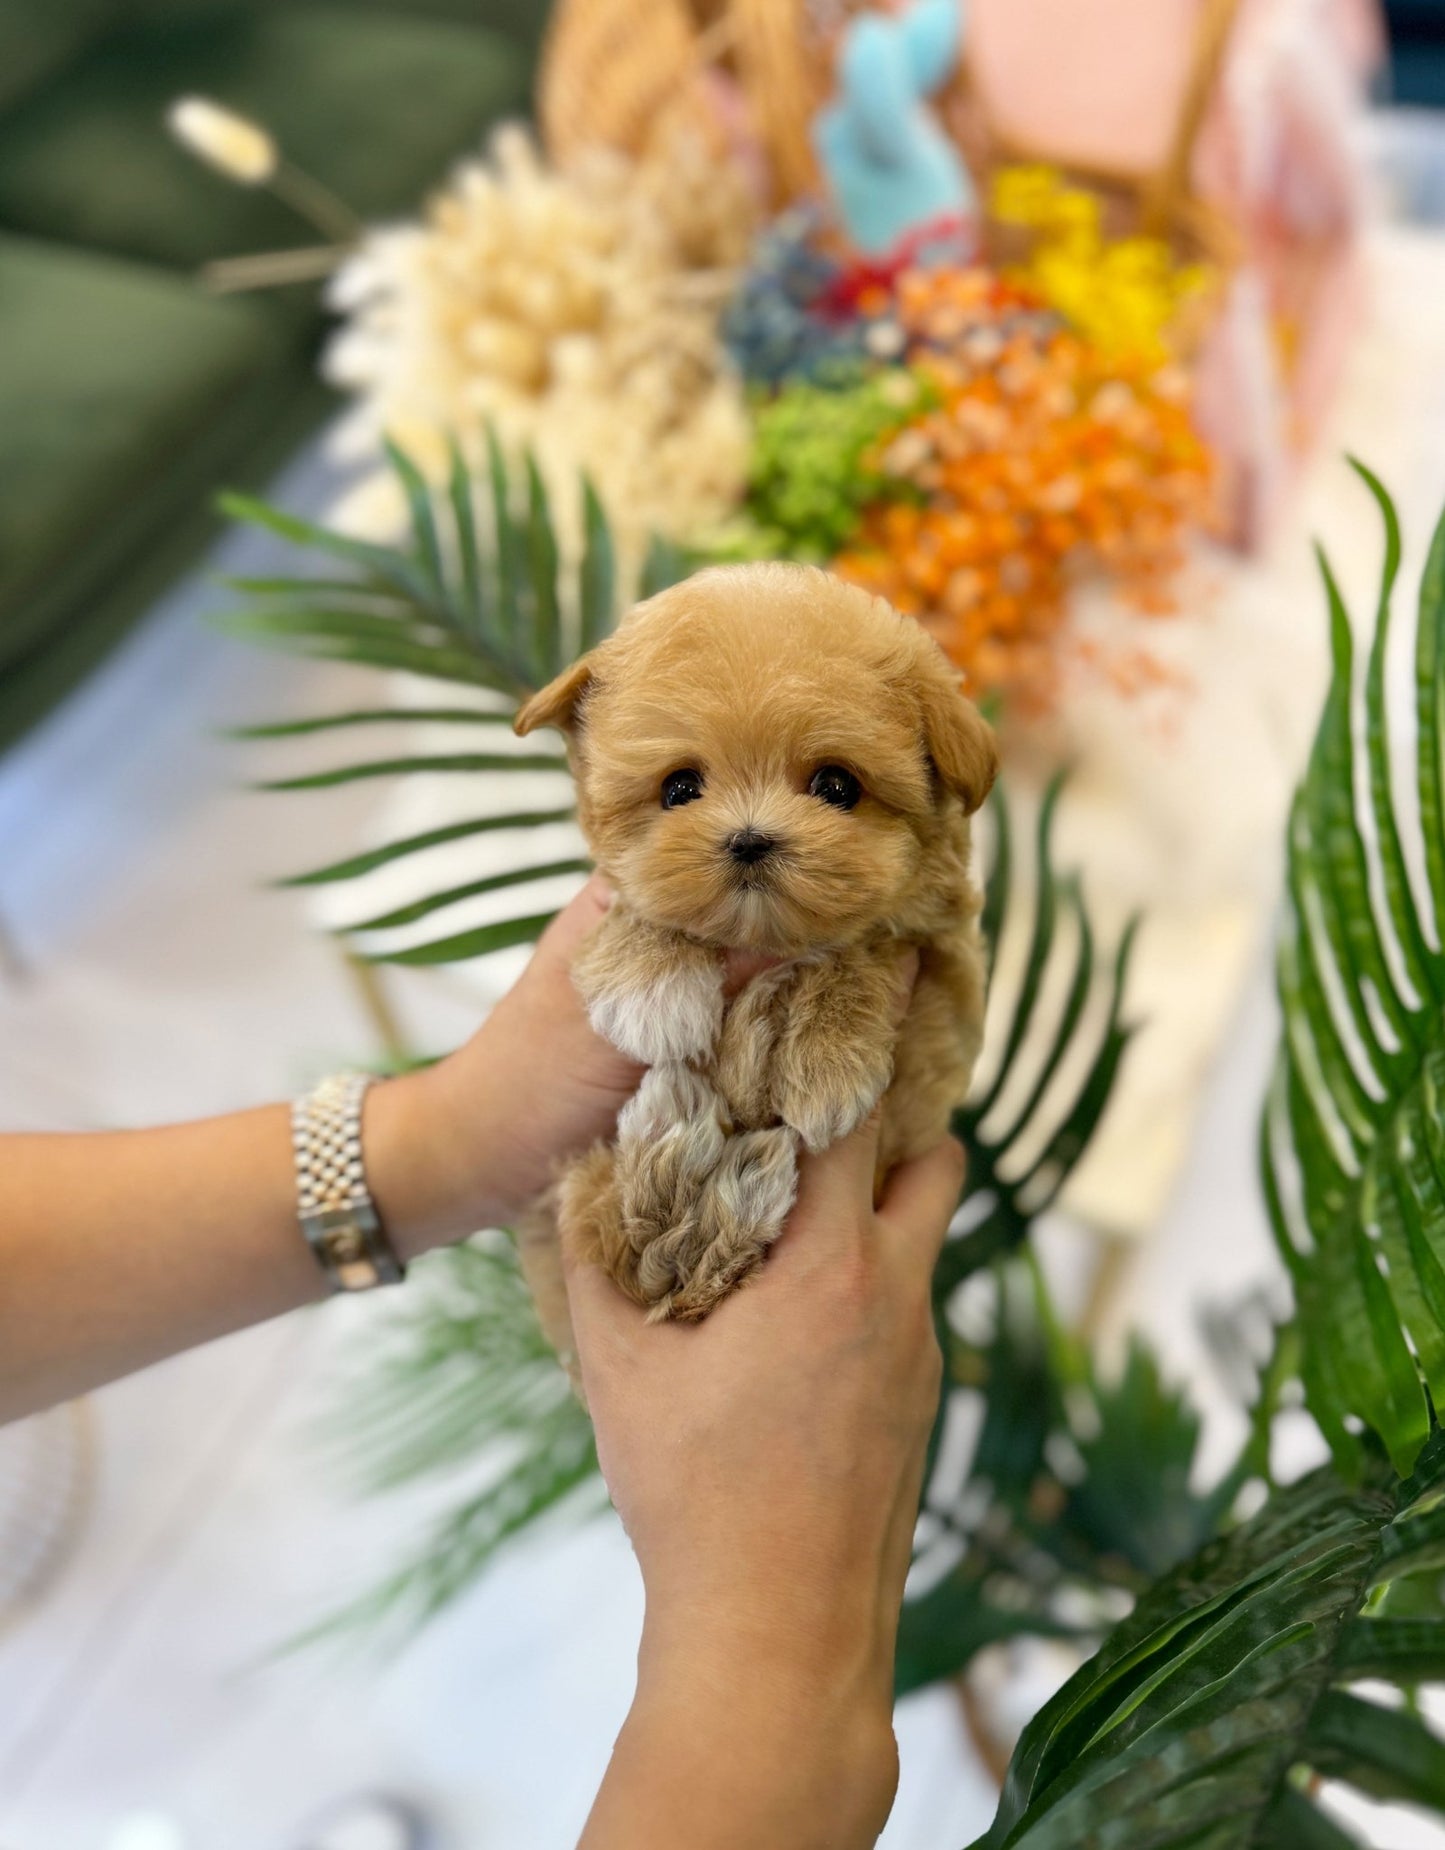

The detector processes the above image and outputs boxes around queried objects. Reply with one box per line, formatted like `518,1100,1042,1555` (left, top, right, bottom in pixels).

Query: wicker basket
538,0,829,202
538,0,701,173
538,0,1243,242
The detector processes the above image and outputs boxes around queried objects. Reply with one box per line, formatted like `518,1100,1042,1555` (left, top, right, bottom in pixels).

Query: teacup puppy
514,562,996,1331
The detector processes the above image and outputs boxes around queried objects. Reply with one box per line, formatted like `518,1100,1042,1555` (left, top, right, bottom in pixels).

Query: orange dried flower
831,266,1215,707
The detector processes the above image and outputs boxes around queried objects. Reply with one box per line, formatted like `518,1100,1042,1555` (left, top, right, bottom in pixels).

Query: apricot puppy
514,562,996,1328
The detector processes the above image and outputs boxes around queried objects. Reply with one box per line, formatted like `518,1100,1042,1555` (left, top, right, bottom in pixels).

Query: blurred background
7,3,1445,1846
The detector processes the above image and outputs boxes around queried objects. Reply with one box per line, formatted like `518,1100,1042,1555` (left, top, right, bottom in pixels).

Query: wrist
364,1062,503,1262
641,1604,898,1797
622,1616,898,1848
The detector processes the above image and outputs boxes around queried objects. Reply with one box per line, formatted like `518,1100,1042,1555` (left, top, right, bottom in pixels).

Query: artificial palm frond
938,778,1139,1299
894,782,1157,1691
899,1255,1225,1696
1261,463,1445,1478
973,1431,1445,1850
293,1235,603,1654
971,473,1445,1847
288,785,1147,1668
227,445,1145,1672
222,439,691,964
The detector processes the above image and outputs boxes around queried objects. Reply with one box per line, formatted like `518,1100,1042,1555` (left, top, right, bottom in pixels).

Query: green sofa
0,0,541,753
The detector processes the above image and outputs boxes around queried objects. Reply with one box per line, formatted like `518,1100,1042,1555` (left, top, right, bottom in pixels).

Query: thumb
557,1161,650,1357
781,947,919,1238
789,1105,885,1237
877,1136,966,1278
528,871,614,975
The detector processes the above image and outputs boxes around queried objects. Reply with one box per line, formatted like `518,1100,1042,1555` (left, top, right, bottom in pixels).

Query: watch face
325,1226,365,1266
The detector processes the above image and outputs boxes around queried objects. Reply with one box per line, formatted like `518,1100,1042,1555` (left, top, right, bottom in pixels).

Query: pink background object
967,0,1385,544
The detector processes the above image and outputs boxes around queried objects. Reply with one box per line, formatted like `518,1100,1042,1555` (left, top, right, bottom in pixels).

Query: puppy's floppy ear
918,671,998,814
514,655,594,737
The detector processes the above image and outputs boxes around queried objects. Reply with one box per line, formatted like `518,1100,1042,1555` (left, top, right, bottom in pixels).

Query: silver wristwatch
290,1073,405,1291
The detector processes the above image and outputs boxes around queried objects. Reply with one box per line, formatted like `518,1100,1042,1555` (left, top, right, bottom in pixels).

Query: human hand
569,1112,964,1848
367,875,784,1258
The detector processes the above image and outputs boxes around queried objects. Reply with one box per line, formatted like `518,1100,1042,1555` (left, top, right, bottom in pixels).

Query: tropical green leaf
447,437,487,640
639,533,694,602
341,859,591,933
366,911,557,966
902,1260,1219,1696
221,574,407,607
256,752,567,792
228,707,517,739
276,810,577,886
384,438,445,594
219,608,514,693
936,787,1139,1296
525,455,561,684
898,789,1155,1693
1262,468,1445,1476
580,475,616,653
971,777,1065,1124
295,1236,604,1656
486,424,524,674
218,491,435,605
972,1432,1445,1850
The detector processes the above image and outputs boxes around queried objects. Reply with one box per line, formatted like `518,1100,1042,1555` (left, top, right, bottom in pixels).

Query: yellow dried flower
990,165,1214,366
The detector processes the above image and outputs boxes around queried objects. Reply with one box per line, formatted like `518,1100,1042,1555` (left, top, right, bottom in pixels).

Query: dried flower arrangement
323,125,758,570
720,231,1216,704
319,116,1234,702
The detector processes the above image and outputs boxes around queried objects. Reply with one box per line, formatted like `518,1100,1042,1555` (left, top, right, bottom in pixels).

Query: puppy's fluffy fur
515,562,996,1330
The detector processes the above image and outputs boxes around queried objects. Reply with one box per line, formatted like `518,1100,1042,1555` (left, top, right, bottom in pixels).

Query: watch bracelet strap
291,1073,405,1291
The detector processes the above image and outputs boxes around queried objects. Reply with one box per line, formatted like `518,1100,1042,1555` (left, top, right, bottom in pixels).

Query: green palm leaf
902,780,1151,1691
293,1235,604,1655
228,448,1142,1672
256,752,567,792
972,1433,1445,1850
274,810,578,887
342,859,593,933
368,911,559,966
228,707,519,739
1262,464,1445,1476
227,440,651,952
937,782,1139,1297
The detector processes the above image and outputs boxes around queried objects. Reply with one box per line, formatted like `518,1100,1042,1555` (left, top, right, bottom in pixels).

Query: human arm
570,1113,963,1850
0,877,645,1423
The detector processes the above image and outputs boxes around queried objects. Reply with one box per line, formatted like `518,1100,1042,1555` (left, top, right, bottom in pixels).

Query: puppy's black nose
727,829,777,866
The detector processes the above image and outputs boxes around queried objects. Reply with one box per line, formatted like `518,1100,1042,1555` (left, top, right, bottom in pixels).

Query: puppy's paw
713,963,793,1129
575,931,723,1066
617,1062,729,1150
645,1126,799,1323
613,1065,730,1272
774,1036,895,1153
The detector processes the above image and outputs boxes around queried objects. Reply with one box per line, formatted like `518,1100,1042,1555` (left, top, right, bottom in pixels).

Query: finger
877,1136,966,1276
789,1105,886,1234
529,872,614,973
506,877,643,1102
558,1206,652,1359
722,949,786,999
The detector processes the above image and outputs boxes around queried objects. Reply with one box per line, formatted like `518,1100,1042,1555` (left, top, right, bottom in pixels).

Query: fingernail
586,872,616,910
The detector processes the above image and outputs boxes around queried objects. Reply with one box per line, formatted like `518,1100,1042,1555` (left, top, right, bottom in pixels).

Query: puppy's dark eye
661,769,704,809
809,765,862,810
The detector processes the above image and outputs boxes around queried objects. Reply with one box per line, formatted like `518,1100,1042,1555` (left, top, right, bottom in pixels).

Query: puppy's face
516,565,997,956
